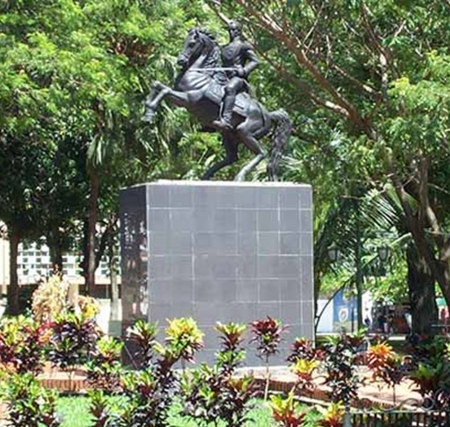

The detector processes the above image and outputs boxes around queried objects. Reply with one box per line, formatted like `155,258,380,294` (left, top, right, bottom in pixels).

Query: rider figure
213,20,260,131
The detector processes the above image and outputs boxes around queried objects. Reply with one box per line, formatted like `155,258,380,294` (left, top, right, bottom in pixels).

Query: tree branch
254,46,351,117
234,0,378,140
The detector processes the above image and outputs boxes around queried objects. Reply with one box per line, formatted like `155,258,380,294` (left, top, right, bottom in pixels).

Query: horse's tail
267,109,293,181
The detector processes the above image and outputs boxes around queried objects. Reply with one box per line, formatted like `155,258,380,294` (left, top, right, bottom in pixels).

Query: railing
342,396,450,427
350,410,450,427
296,391,450,427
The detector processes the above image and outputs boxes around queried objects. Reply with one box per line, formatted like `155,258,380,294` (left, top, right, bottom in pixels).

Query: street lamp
377,245,389,262
327,243,390,332
327,244,340,263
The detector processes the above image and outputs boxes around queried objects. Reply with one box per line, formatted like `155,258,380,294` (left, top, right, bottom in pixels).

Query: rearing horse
144,27,292,181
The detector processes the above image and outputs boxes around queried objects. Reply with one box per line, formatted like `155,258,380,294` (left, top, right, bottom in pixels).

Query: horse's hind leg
234,119,266,182
202,132,238,180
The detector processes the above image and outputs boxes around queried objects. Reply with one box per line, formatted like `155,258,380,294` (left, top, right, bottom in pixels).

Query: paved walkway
244,366,422,408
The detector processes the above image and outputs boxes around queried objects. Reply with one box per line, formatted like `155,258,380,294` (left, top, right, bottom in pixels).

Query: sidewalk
246,366,422,409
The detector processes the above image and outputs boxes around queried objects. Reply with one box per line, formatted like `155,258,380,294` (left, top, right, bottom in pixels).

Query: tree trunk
86,169,99,296
406,243,438,335
6,231,20,315
48,229,63,273
108,228,120,320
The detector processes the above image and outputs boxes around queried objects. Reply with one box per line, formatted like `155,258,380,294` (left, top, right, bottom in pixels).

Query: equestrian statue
143,21,292,181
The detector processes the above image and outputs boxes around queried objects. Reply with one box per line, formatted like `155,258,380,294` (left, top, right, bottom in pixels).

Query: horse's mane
190,27,221,69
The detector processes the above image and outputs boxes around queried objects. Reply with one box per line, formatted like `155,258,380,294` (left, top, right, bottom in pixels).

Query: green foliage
108,318,204,427
270,391,307,427
209,0,450,318
48,312,101,371
127,319,158,367
250,317,288,362
85,336,124,392
0,315,45,374
182,321,258,427
87,390,110,427
409,336,450,408
0,372,61,427
321,331,365,404
215,321,247,374
164,317,204,364
57,396,91,427
0,0,217,313
287,338,324,363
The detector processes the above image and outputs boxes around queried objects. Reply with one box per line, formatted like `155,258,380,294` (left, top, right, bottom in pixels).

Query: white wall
317,299,334,333
0,238,9,293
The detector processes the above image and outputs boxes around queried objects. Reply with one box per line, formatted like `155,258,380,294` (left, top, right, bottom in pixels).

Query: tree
0,0,218,305
210,0,450,316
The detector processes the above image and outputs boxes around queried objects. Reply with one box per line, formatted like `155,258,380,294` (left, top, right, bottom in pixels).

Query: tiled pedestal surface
120,181,314,364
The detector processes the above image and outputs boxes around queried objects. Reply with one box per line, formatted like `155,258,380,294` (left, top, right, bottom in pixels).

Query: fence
347,409,450,427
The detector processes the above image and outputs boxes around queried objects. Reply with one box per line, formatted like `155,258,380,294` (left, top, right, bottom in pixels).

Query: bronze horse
144,28,292,181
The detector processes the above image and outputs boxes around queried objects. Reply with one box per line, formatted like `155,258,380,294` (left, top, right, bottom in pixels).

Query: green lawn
57,396,278,427
58,397,91,427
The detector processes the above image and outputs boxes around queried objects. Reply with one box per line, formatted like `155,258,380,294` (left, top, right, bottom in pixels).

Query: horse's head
177,27,216,69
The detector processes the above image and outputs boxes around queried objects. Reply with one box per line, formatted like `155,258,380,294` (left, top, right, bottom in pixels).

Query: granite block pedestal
120,181,314,364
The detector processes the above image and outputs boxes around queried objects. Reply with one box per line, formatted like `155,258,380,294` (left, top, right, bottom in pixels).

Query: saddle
203,77,250,115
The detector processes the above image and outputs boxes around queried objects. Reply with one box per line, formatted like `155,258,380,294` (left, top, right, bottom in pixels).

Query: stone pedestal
120,181,314,364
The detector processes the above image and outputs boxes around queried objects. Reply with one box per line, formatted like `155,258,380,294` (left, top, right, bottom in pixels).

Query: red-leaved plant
182,322,259,427
250,316,288,400
366,342,404,404
270,390,307,427
287,337,325,363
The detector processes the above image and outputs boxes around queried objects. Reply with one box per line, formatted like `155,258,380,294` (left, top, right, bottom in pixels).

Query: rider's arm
242,43,260,77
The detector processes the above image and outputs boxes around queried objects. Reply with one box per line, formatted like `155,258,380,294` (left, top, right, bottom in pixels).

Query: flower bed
1,308,449,427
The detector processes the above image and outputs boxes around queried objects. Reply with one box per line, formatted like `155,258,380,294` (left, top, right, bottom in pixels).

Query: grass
56,396,277,427
57,396,91,427
56,395,326,427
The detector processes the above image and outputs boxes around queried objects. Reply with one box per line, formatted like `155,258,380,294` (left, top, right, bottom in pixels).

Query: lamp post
377,245,389,263
328,242,390,332
327,244,340,263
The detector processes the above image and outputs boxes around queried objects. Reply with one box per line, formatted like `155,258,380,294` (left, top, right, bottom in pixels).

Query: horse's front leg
143,82,189,123
143,81,168,122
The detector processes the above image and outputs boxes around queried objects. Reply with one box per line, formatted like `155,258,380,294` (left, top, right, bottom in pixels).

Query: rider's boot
213,96,234,130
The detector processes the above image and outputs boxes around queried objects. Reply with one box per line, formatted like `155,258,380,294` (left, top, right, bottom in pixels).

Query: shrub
85,336,124,392
270,390,307,427
0,316,45,374
32,274,69,323
164,317,204,366
287,338,325,363
110,318,203,427
321,331,365,405
366,342,405,403
126,319,158,368
318,402,345,427
48,311,101,391
410,361,450,409
88,390,110,427
250,317,288,399
0,372,61,427
290,358,319,395
250,316,288,362
182,322,259,427
408,336,450,409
